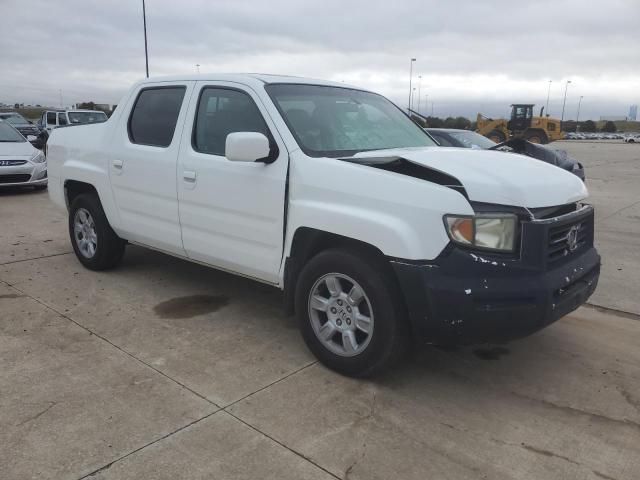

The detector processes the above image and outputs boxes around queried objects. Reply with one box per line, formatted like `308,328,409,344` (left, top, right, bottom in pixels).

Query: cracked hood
351,147,588,208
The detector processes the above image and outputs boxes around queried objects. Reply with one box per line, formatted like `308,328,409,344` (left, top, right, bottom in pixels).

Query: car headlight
31,151,46,164
444,214,517,252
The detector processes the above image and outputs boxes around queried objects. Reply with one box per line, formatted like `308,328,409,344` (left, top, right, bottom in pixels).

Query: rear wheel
295,248,407,377
487,130,506,143
69,194,125,270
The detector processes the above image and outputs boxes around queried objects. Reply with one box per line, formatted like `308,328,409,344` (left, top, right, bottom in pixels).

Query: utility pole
196,64,200,74
560,80,571,131
576,95,584,132
59,89,63,108
408,58,416,112
545,80,552,115
142,0,149,78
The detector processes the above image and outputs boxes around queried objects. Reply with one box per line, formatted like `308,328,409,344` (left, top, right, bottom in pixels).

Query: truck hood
350,147,588,208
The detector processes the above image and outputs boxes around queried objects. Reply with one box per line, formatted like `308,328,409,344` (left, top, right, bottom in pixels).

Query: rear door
109,82,194,255
177,81,288,283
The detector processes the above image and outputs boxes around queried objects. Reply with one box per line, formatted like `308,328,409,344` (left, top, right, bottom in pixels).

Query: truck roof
134,73,360,91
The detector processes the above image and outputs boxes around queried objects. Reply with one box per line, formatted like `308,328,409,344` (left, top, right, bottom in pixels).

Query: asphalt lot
1,140,639,480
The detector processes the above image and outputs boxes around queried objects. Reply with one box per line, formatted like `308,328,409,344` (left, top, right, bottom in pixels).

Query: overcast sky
1,0,638,119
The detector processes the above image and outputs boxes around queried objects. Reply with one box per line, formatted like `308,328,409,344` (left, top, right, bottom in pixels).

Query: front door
108,82,193,255
177,82,288,284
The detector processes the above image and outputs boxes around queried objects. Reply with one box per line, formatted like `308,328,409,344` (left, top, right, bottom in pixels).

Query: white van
39,109,108,132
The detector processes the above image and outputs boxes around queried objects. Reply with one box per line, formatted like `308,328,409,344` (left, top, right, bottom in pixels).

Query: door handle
183,170,197,182
112,159,124,169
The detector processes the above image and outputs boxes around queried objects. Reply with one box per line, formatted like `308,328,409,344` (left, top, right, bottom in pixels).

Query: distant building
599,115,628,121
629,105,638,121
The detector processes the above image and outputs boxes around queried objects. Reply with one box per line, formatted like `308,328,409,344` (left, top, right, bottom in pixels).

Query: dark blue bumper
391,206,600,344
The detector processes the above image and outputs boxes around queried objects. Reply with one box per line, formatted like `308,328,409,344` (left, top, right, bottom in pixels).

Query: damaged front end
390,202,600,345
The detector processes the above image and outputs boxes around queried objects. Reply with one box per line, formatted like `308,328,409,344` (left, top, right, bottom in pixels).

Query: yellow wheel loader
477,104,563,144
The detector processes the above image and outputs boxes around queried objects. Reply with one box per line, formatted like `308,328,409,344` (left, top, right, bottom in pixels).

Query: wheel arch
283,227,401,317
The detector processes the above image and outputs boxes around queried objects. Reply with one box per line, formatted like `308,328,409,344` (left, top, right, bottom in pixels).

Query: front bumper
391,207,600,344
0,161,48,187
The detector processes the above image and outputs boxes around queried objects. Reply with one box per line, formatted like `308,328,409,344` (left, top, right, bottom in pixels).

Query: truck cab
39,109,108,132
46,74,600,377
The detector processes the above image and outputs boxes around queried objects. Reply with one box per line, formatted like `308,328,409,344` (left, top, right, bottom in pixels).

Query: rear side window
58,113,68,126
128,86,186,147
47,112,57,125
193,87,271,156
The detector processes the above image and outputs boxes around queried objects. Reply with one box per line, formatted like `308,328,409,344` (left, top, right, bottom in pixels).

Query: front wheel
69,194,126,270
295,249,407,377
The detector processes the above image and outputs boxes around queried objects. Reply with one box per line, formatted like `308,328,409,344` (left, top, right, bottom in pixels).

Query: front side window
193,87,272,157
58,113,68,126
266,84,436,157
47,112,57,125
128,86,186,147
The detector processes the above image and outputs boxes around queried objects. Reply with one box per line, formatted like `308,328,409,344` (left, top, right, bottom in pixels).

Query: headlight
444,214,517,252
31,151,46,163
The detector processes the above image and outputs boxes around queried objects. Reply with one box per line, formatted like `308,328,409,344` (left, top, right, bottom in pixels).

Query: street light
560,80,572,131
408,58,416,112
417,75,422,113
142,0,149,78
576,95,584,132
545,80,552,115
195,64,200,74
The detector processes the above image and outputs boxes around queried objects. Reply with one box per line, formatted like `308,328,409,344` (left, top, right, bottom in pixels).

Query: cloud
1,0,638,119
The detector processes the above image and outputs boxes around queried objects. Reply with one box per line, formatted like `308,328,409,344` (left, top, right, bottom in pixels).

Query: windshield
67,111,108,124
0,121,26,142
0,113,29,125
266,84,436,157
448,131,497,149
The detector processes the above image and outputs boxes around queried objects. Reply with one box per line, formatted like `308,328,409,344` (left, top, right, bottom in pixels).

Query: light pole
576,95,584,132
560,80,571,131
195,64,200,74
417,75,422,113
408,58,416,112
142,0,149,78
545,80,552,115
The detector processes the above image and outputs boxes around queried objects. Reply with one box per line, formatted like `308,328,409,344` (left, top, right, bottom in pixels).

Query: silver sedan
0,120,47,189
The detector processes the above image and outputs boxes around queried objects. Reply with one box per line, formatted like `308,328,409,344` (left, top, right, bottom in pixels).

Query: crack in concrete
584,303,640,322
78,410,220,479
0,251,72,267
510,390,640,431
592,470,619,480
520,443,580,466
16,401,56,426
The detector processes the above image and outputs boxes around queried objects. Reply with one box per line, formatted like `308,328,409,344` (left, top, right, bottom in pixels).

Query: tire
295,248,408,377
524,130,548,144
487,130,506,143
68,193,126,270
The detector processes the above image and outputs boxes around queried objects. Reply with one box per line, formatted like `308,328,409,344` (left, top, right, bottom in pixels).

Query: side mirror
225,132,270,162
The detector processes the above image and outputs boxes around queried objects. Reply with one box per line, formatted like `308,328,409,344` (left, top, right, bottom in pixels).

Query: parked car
47,75,600,376
0,111,46,149
426,128,585,180
0,120,47,189
38,109,108,132
624,135,638,143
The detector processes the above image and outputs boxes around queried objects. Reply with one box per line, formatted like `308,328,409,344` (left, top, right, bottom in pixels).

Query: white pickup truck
47,74,600,376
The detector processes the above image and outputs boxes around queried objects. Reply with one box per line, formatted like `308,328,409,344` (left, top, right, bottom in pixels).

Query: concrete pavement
1,141,639,479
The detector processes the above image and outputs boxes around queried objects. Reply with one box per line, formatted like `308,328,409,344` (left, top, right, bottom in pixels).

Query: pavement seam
2,280,220,408
221,361,317,410
0,251,72,266
597,199,640,222
584,302,640,321
76,410,221,479
224,409,342,480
